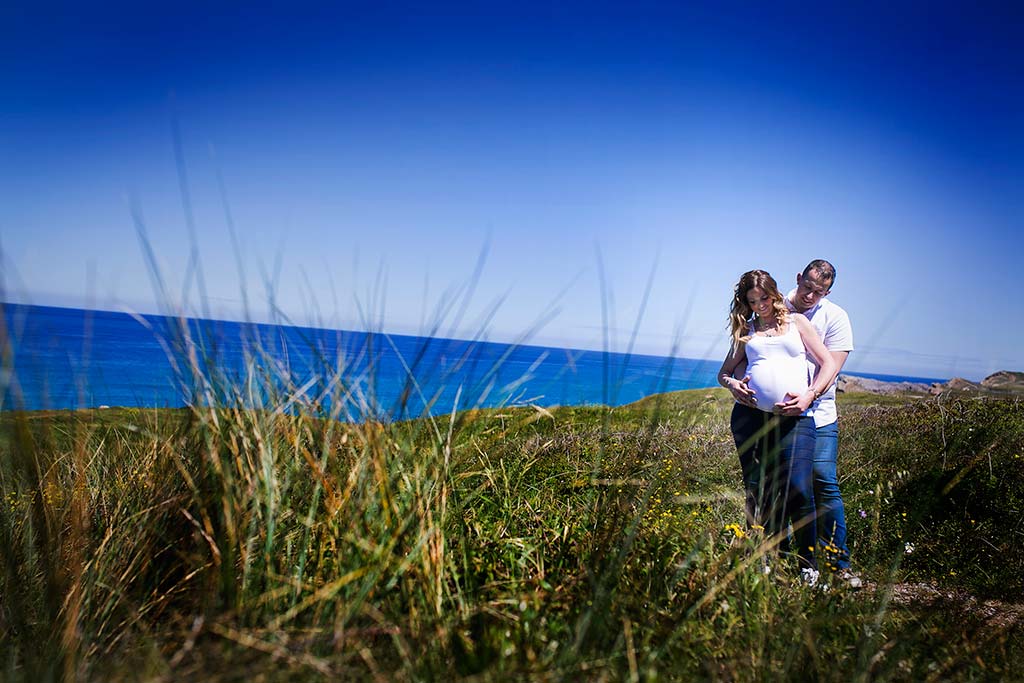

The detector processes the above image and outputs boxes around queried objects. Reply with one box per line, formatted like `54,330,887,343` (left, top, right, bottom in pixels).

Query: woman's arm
718,342,757,407
777,314,838,415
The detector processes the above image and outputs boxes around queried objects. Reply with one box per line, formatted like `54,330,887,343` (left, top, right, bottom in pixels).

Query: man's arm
779,348,849,415
821,306,853,387
824,350,849,391
778,314,839,414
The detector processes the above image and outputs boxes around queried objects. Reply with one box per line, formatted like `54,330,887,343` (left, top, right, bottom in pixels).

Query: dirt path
874,582,1024,632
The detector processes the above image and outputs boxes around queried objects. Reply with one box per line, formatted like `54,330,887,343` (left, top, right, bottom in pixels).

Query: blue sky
2,1,1021,380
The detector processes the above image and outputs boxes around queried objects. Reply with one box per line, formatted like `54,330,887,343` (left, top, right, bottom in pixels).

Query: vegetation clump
2,380,1022,681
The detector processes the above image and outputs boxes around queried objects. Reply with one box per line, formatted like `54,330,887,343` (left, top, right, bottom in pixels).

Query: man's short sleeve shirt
786,290,854,428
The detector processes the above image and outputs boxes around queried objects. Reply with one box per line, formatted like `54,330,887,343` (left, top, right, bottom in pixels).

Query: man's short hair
803,259,836,288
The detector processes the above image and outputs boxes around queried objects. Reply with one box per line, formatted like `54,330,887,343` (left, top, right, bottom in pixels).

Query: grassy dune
2,388,1022,681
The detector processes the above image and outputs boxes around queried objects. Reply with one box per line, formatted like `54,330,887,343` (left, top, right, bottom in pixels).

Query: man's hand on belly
775,390,813,415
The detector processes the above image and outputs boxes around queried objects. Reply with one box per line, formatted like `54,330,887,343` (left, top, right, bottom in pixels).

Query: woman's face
745,287,774,319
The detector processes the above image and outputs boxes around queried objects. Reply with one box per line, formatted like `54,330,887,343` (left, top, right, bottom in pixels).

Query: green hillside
2,389,1022,681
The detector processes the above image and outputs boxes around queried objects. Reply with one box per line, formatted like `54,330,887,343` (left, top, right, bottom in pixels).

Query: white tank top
745,320,811,414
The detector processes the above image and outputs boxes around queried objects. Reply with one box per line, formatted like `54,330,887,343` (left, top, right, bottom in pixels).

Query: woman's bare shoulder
789,312,811,327
789,312,817,336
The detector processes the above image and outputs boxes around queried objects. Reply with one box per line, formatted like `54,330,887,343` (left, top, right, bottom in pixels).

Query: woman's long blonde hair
728,270,790,346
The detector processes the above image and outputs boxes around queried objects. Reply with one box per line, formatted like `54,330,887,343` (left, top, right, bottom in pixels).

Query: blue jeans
730,404,818,570
813,421,850,570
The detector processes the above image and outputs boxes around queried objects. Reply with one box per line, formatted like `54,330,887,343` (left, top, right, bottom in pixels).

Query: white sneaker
838,570,863,589
800,568,820,587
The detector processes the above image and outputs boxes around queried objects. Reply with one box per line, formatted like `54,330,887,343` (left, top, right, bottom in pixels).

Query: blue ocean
1,304,947,419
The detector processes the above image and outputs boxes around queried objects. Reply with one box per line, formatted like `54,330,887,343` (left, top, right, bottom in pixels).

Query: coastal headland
839,370,1024,397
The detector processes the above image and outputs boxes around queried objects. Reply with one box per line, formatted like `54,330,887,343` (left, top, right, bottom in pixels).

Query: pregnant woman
718,270,837,574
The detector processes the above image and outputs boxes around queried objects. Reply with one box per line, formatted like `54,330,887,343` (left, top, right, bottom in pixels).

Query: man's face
793,269,832,312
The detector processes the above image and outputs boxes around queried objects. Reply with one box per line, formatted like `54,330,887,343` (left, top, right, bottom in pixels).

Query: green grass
1,388,1022,681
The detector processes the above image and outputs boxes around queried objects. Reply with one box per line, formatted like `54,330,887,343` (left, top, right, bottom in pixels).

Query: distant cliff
838,371,1024,397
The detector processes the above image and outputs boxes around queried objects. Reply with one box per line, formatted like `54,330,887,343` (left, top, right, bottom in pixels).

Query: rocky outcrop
937,372,1024,396
837,371,1024,397
937,377,983,395
836,375,931,395
980,371,1024,392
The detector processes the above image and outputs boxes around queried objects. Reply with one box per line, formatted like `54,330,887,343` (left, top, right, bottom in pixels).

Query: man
724,259,857,585
778,259,857,584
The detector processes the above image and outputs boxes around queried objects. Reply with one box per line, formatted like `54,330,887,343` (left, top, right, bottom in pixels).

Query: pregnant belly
748,363,808,412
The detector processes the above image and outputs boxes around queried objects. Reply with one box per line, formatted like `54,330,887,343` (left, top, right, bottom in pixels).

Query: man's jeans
813,421,850,569
731,404,818,570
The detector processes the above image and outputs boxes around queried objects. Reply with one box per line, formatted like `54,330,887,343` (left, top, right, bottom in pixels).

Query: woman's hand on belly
724,375,758,408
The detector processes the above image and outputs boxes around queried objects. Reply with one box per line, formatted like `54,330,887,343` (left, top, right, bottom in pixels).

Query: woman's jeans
731,403,817,570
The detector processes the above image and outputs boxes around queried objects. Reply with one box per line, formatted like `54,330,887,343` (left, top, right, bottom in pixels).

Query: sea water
1,304,947,419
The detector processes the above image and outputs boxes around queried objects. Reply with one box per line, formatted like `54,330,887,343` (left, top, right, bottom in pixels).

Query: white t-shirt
785,290,854,428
